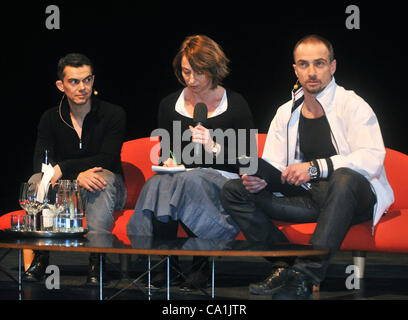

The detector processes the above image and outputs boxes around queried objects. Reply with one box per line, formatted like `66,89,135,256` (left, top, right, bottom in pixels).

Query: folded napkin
37,163,54,203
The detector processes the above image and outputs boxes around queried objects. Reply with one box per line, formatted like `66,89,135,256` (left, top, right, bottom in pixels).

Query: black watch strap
308,160,319,180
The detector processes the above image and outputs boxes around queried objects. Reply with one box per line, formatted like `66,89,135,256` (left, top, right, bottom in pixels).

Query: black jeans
220,168,376,284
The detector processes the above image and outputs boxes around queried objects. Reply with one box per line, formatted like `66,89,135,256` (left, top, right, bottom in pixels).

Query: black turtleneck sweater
33,97,126,180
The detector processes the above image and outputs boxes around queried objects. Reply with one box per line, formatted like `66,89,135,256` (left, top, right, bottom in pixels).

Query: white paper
37,163,54,202
152,165,186,173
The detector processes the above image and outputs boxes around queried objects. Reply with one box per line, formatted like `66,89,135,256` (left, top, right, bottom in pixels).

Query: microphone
193,103,208,156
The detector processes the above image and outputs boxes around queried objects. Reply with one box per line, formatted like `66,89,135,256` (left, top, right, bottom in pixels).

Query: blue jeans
29,169,127,235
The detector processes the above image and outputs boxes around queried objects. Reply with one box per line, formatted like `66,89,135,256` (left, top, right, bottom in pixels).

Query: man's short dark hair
293,34,335,62
57,53,94,80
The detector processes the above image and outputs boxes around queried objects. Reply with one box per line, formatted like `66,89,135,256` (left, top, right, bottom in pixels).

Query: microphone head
193,103,208,125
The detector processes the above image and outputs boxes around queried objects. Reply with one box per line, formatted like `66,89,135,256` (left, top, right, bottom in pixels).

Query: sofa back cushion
120,137,159,209
384,148,408,212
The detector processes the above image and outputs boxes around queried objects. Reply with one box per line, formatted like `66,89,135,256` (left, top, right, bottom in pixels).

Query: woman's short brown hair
173,35,230,89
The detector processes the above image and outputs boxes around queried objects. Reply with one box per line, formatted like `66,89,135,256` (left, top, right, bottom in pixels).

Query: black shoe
147,256,183,291
271,270,314,300
22,251,49,282
179,257,210,292
148,269,183,291
249,266,291,295
179,269,211,292
86,253,108,286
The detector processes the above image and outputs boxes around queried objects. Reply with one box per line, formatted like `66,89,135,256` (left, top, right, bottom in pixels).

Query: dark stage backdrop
1,1,405,213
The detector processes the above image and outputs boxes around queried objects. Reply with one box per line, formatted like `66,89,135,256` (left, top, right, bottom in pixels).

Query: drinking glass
19,182,30,212
10,215,26,231
21,182,44,231
19,182,32,230
72,180,84,218
42,182,63,231
56,180,84,232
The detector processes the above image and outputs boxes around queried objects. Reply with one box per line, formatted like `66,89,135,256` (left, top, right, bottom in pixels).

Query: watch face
308,166,318,177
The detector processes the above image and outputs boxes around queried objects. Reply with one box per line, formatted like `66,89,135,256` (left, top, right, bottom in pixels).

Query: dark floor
1,249,408,302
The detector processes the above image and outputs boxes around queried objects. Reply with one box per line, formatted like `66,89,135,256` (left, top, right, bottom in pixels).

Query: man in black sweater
24,53,127,286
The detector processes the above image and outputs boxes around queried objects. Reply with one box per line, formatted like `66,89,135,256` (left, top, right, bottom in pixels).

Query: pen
170,151,178,165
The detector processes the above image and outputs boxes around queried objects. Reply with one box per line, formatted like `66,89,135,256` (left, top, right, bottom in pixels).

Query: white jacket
262,78,394,230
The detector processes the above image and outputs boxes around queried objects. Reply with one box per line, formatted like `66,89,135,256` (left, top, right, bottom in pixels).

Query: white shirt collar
316,77,337,110
175,88,228,118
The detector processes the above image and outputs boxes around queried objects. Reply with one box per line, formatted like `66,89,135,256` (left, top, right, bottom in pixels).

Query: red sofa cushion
274,209,408,253
120,137,159,210
383,148,408,211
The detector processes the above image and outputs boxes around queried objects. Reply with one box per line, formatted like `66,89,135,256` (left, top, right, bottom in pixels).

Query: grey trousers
220,168,376,284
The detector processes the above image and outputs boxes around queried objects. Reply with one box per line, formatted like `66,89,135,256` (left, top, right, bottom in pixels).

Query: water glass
10,215,25,231
56,214,84,233
55,180,84,232
25,215,35,232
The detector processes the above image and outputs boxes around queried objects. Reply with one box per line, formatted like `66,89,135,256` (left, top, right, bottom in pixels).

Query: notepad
233,157,310,196
152,165,186,173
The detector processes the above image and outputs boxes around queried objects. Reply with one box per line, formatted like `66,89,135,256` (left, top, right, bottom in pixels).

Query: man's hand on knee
77,167,107,192
241,174,267,193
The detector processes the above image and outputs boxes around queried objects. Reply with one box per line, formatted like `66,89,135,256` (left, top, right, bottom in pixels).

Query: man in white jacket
221,34,394,299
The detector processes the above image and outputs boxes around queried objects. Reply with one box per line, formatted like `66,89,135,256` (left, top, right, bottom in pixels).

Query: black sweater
33,97,126,180
157,88,255,173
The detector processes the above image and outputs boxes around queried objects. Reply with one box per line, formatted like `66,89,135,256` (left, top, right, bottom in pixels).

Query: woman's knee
178,170,204,185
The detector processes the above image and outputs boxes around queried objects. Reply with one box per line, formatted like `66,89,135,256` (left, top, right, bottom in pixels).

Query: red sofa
1,134,407,277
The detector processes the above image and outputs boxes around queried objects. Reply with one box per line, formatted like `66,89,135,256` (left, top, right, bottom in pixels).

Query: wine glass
23,182,44,231
18,182,30,213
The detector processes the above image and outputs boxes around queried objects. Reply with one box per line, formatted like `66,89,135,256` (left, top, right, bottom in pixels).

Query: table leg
148,255,151,300
167,256,170,300
18,248,22,300
99,253,103,300
211,257,215,299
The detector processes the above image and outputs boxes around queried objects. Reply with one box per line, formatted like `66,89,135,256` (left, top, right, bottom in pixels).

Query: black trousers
220,168,376,284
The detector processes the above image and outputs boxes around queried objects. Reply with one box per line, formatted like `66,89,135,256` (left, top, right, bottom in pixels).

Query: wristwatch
308,161,319,180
